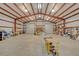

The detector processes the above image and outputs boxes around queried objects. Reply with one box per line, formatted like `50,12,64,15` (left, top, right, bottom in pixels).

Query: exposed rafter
0,6,22,22
55,4,78,23
47,3,57,22
43,3,49,20
0,3,78,24
3,3,22,16
62,8,79,17
0,12,16,19
22,3,33,22
53,4,66,16
64,13,79,19
13,3,29,22
16,13,63,20
56,12,79,23
30,3,37,20
25,19,54,23
57,3,76,17
55,8,79,22
49,3,65,22
3,3,24,22
58,19,79,25
0,7,18,18
49,3,57,15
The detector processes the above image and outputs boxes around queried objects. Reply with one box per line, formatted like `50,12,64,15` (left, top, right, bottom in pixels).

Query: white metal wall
26,23,35,34
0,14,23,32
44,22,53,34
0,14,13,32
25,20,54,34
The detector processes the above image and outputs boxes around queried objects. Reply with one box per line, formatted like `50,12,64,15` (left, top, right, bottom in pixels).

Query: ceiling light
38,3,41,9
25,9,28,12
39,15,41,17
52,9,55,12
47,18,49,20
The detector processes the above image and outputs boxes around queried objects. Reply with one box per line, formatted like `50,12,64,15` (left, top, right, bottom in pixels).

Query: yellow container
45,40,53,55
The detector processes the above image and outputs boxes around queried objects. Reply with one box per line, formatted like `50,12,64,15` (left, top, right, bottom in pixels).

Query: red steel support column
63,19,65,34
14,19,16,32
54,23,56,33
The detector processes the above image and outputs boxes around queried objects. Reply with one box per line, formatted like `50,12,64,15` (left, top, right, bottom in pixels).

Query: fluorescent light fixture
38,3,41,9
25,9,28,12
47,18,49,20
52,9,55,12
39,15,41,17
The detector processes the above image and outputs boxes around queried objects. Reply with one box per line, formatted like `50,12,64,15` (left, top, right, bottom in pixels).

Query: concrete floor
60,36,79,56
0,33,48,56
0,33,79,56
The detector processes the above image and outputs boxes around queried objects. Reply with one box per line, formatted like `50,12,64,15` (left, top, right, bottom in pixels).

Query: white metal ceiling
0,3,79,23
